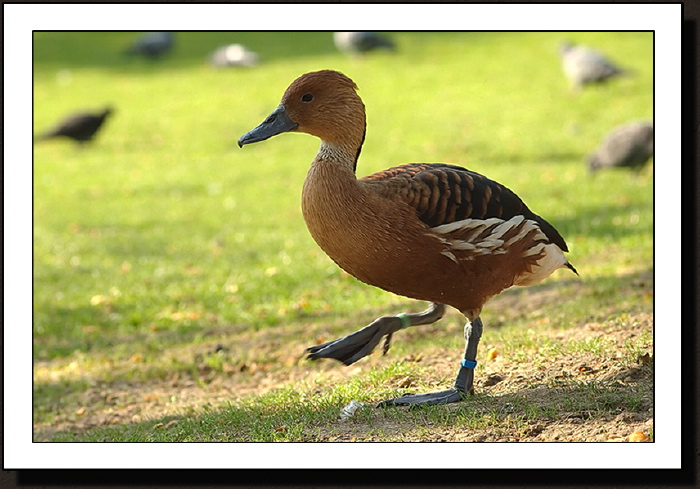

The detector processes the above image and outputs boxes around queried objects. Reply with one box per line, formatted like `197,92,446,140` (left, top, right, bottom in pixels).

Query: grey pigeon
559,41,627,91
125,32,174,59
587,121,653,173
333,32,395,55
209,44,259,67
34,107,113,144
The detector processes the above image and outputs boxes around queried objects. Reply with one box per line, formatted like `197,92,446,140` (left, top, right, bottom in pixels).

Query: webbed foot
306,314,405,366
377,388,470,408
306,302,445,366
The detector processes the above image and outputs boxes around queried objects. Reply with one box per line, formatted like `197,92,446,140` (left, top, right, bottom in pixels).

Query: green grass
33,32,653,442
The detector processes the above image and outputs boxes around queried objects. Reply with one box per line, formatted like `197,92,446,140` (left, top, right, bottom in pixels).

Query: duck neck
302,140,368,266
314,116,366,174
316,140,362,174
303,138,365,217
302,118,367,229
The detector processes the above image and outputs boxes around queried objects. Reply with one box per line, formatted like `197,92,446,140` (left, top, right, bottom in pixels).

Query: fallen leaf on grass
90,295,110,306
169,311,198,321
629,431,650,442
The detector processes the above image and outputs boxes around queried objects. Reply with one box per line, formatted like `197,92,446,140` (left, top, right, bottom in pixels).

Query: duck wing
361,162,570,252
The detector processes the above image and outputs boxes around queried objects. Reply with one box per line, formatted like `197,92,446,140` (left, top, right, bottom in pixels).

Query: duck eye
301,93,313,103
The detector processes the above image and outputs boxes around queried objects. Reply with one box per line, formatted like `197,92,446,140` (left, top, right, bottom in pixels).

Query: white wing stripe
489,215,524,240
431,215,557,263
432,217,503,235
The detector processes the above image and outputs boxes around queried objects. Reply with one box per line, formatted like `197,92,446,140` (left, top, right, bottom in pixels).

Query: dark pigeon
333,32,395,55
125,32,174,59
35,107,113,144
587,121,653,173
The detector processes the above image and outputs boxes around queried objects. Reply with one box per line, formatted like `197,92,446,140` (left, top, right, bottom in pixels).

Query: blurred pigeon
333,32,395,55
34,107,113,144
209,44,259,67
125,32,174,59
587,121,653,173
559,41,627,91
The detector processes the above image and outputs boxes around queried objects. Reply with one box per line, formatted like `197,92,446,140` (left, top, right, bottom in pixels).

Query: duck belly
302,201,514,313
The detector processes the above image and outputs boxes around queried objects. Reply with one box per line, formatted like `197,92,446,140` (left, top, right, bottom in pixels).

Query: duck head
238,70,366,155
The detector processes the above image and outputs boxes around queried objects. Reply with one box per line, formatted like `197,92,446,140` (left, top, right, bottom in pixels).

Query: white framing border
4,2,681,470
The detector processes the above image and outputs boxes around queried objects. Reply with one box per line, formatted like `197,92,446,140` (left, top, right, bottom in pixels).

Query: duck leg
377,316,483,407
306,302,445,366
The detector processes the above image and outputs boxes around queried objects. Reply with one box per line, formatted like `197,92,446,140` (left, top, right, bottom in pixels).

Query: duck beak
238,105,298,147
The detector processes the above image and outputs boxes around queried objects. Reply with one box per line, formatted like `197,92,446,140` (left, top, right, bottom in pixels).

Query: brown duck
239,70,577,406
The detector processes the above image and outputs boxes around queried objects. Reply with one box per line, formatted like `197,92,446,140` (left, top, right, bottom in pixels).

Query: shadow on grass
35,360,652,442
435,372,653,434
476,150,586,166
33,262,653,441
548,198,653,243
33,265,652,363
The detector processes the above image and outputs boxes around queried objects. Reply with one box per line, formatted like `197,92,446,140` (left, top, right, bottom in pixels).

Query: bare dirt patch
303,311,653,443
34,307,652,442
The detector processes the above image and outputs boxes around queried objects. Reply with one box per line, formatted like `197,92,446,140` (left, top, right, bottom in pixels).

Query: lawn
32,31,653,443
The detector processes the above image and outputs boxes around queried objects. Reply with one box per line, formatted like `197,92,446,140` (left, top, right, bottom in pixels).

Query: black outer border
5,1,697,488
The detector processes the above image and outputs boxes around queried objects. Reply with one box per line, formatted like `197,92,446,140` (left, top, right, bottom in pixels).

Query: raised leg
306,302,445,366
378,316,483,407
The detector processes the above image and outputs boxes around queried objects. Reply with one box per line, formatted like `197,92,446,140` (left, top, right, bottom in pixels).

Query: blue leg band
461,359,477,369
